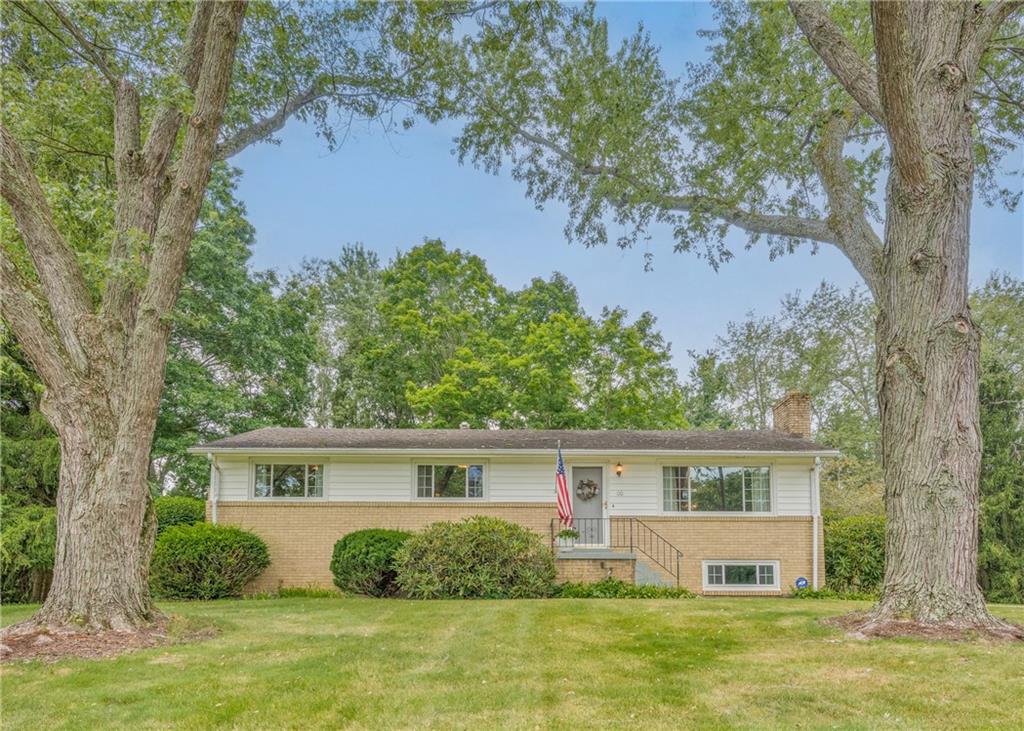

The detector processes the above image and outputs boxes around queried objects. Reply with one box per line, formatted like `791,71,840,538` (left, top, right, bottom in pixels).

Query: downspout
208,452,221,525
811,457,821,590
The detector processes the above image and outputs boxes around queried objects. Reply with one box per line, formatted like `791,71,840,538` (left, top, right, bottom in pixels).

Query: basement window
254,464,324,498
702,561,779,591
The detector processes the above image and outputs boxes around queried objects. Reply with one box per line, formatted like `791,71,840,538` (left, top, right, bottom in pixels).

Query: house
188,391,836,595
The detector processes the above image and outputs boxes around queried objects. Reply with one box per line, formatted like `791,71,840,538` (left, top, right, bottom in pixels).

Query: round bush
825,514,886,594
394,516,556,599
154,496,206,534
330,529,411,596
150,523,270,599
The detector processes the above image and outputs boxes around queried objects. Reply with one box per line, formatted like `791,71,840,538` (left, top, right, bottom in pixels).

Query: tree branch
963,1,1024,68
513,125,838,246
102,2,217,336
870,1,930,189
0,253,73,390
789,1,885,125
812,106,883,294
214,82,328,160
130,0,248,375
0,124,92,370
42,0,117,85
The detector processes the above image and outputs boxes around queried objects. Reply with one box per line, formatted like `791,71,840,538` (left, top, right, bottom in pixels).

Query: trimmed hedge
150,523,270,599
154,496,206,534
0,504,56,603
824,514,885,595
394,516,556,599
330,529,411,596
556,578,695,599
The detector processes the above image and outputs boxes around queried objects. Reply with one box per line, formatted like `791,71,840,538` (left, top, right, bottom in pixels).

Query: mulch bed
823,612,1024,642
0,619,218,663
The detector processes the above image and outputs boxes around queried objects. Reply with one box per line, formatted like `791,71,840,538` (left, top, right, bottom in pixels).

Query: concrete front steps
554,548,677,587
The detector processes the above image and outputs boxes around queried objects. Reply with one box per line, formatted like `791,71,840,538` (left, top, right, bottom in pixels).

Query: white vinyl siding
330,460,411,501
774,460,814,515
488,461,557,502
215,458,251,501
210,454,816,514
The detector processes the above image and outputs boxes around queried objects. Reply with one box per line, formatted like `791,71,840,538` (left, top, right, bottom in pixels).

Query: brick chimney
772,390,812,437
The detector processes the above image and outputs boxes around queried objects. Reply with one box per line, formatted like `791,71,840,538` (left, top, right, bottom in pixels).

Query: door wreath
575,478,600,501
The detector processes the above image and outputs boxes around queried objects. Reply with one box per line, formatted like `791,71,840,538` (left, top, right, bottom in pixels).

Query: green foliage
394,517,556,599
0,502,57,603
330,529,411,597
555,578,694,599
423,2,1019,262
306,241,688,429
154,496,206,534
0,338,60,507
977,355,1024,604
150,523,270,600
789,587,876,601
824,515,886,595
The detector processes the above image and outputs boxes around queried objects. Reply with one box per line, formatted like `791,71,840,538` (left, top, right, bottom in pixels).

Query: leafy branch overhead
428,1,1022,291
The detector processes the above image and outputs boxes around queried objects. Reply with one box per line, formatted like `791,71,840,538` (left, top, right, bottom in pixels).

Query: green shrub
556,578,695,599
825,514,886,594
154,496,206,534
150,523,270,599
330,529,411,597
0,503,56,603
394,516,556,599
790,586,877,601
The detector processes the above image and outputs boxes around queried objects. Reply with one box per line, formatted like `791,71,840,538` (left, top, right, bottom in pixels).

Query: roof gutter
187,446,841,458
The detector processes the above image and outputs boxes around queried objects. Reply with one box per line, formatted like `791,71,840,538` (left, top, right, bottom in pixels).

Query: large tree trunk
866,43,1015,633
30,391,161,631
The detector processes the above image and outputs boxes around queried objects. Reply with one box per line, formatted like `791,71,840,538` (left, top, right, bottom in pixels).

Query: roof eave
187,446,841,458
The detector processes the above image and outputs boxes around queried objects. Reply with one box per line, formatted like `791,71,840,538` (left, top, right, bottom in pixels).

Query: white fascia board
187,446,840,458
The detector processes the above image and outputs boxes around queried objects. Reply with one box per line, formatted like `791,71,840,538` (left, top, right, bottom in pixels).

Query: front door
571,466,604,545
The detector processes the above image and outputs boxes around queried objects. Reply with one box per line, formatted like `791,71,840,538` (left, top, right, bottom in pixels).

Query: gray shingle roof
194,427,836,454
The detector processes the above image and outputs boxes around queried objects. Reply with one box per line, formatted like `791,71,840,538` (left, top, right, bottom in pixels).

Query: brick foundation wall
211,501,558,591
211,502,823,594
555,558,635,584
613,516,824,594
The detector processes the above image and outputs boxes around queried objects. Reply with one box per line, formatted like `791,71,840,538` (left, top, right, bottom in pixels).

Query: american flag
555,443,573,527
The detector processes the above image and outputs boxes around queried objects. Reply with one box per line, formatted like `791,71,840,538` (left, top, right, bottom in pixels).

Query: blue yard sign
795,577,809,589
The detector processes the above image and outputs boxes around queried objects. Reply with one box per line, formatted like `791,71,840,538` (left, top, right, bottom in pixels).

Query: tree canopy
305,239,688,431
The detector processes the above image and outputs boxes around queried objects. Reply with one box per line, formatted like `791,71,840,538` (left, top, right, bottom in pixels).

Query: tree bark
31,390,159,630
865,36,1014,633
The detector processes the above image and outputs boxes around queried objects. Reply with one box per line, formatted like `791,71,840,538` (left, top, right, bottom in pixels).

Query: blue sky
232,2,1023,376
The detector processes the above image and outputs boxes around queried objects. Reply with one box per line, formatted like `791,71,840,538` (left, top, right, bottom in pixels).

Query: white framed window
702,560,780,591
661,466,772,513
663,466,689,512
254,463,324,498
415,464,484,499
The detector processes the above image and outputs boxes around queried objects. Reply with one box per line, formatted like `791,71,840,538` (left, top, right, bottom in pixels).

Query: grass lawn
2,597,1023,730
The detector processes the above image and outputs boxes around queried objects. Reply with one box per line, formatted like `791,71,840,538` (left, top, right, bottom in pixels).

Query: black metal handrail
550,517,684,586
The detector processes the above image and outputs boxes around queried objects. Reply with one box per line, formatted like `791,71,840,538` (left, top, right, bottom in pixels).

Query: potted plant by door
557,527,580,548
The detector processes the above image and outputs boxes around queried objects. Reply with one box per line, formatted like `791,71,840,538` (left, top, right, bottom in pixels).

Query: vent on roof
459,421,470,430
